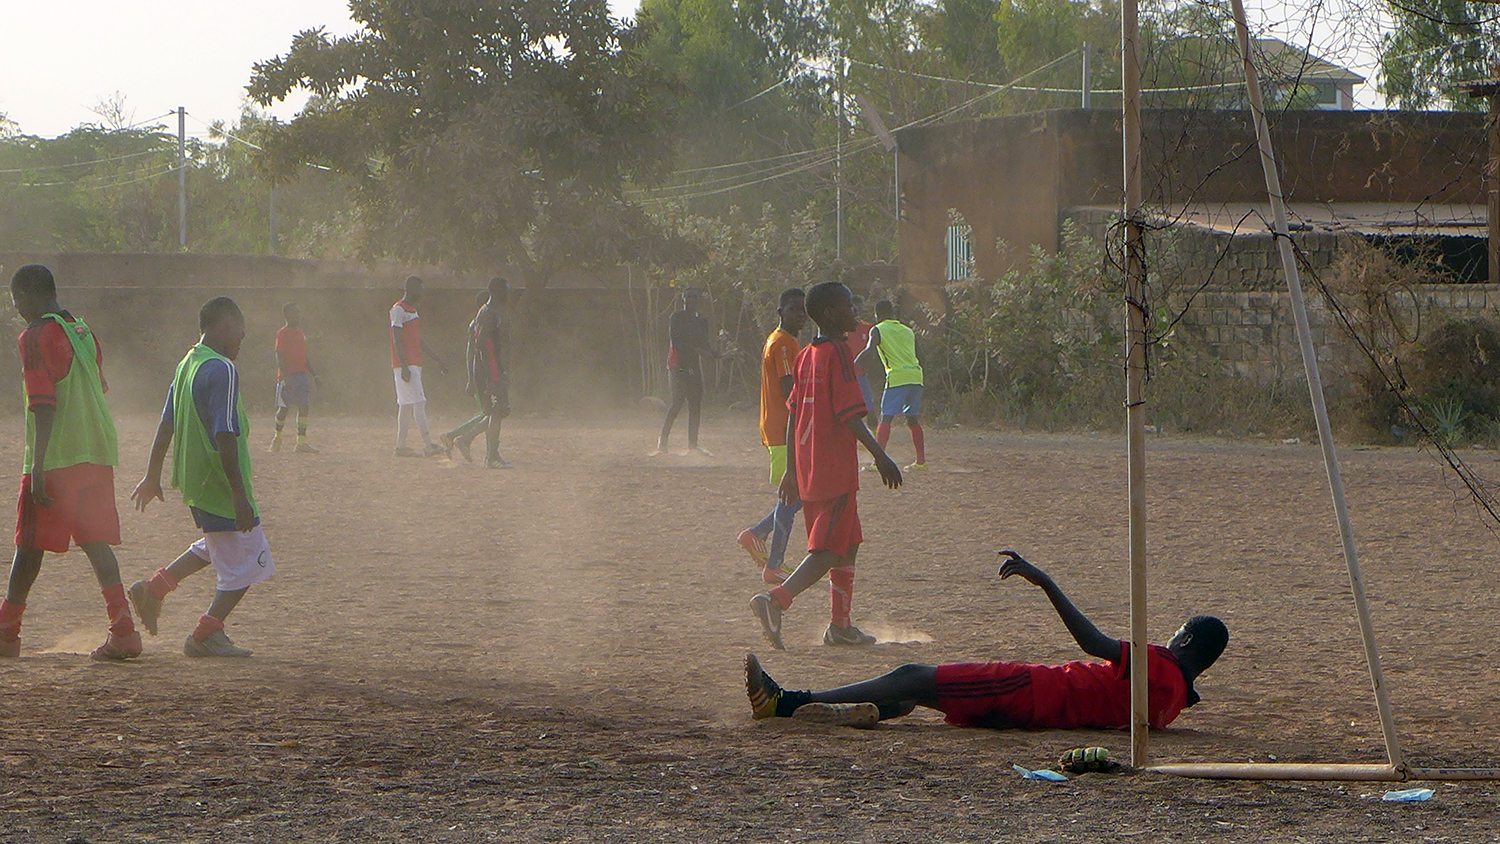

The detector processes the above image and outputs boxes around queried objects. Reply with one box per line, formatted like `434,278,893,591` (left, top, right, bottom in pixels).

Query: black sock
776,689,812,717
876,701,907,721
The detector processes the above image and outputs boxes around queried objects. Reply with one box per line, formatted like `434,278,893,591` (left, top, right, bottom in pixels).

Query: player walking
129,297,275,658
269,303,319,454
391,275,450,457
0,265,140,661
859,299,926,470
737,287,806,584
441,277,512,468
656,289,724,455
750,281,902,649
746,551,1228,729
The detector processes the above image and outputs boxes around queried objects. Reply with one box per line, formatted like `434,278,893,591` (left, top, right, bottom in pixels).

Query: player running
746,551,1228,729
129,297,275,658
737,287,807,585
441,277,512,468
269,302,319,454
391,275,450,457
0,265,140,661
749,281,902,649
858,299,926,470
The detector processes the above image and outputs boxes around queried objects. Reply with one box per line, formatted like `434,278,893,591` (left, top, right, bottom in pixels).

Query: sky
0,1,644,139
0,1,1388,141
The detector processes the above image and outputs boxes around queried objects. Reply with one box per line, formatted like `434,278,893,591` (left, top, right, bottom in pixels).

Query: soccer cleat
423,442,446,457
294,440,319,454
91,631,143,661
744,653,784,720
183,630,252,658
823,624,877,646
737,529,769,567
0,637,18,658
750,593,785,650
439,434,456,459
127,580,162,636
905,462,928,471
454,437,475,463
394,446,421,458
486,455,513,469
791,702,880,729
690,444,713,457
761,565,790,585
268,434,283,453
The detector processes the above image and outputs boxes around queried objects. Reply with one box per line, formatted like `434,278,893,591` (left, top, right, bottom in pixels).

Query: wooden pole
1227,0,1405,772
1121,0,1150,770
1489,92,1497,286
1152,762,1500,782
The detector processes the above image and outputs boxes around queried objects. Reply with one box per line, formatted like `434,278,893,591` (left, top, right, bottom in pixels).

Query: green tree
247,0,682,296
1379,0,1499,110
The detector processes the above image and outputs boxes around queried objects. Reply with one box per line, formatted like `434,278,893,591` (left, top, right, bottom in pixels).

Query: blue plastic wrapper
1382,788,1435,802
1013,764,1068,782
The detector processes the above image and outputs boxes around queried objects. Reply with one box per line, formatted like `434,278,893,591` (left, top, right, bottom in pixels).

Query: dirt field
3,412,1500,842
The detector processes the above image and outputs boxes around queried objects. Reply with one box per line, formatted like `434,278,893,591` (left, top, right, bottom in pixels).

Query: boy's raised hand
998,550,1049,586
131,476,165,512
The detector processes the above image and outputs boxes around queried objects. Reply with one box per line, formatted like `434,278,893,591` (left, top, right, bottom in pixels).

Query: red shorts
934,662,1035,728
16,463,121,553
803,493,861,558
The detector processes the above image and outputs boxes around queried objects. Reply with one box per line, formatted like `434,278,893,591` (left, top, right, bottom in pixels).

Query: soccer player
858,299,926,470
737,287,807,585
269,302,318,454
441,278,511,468
390,275,450,457
848,295,877,424
0,265,140,661
746,551,1229,729
749,281,902,650
656,288,723,455
128,297,275,658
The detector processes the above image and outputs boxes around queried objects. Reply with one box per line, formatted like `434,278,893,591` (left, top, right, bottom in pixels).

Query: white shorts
393,365,426,406
188,525,277,592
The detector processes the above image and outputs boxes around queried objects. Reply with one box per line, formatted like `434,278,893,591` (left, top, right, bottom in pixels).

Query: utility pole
836,42,845,263
1121,0,1150,770
269,116,279,256
177,106,187,250
1081,42,1092,109
1461,79,1500,286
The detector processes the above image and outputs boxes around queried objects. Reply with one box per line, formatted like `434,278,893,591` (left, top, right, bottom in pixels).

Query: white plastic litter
1013,764,1068,782
1382,788,1435,802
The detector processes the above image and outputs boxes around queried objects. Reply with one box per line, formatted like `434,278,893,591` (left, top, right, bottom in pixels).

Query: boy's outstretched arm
855,325,882,374
131,415,175,511
848,418,901,489
998,550,1120,660
419,338,449,374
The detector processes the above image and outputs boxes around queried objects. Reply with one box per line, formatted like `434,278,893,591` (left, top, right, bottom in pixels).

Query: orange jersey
759,329,800,446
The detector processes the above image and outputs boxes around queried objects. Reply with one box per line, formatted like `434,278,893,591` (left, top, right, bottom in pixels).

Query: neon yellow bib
24,314,118,473
876,319,923,387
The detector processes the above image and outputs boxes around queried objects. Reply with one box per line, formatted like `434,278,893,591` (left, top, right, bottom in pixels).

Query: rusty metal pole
1121,0,1150,769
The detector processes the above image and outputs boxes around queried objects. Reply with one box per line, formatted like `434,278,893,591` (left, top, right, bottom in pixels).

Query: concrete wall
896,108,1489,289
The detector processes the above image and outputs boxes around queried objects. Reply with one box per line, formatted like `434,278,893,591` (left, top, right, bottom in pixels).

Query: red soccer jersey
846,321,873,376
390,300,422,367
275,326,309,381
787,337,867,501
1028,642,1190,730
19,315,107,412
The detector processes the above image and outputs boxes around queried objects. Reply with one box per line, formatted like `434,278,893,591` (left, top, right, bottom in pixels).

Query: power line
0,147,168,176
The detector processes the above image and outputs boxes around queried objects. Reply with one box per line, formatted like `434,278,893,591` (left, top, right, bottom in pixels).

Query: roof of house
1254,38,1366,86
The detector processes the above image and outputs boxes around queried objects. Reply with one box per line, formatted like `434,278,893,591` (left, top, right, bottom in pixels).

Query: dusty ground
3,412,1500,842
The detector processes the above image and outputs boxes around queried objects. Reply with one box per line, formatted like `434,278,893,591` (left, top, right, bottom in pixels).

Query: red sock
147,567,179,601
876,422,892,449
768,585,793,611
191,614,225,643
829,566,855,628
910,423,925,464
101,583,136,638
0,599,24,641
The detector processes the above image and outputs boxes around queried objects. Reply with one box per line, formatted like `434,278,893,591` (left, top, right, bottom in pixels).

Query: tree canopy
247,0,684,288
1379,0,1499,110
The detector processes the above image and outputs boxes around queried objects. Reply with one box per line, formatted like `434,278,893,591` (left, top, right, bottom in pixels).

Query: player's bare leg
80,541,141,660
750,548,841,650
294,404,317,453
0,547,44,657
